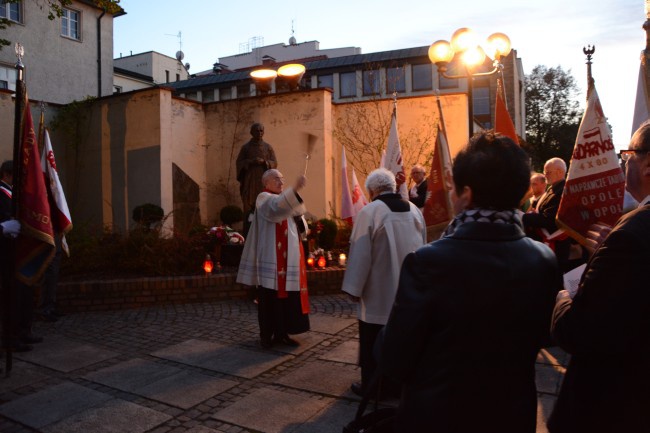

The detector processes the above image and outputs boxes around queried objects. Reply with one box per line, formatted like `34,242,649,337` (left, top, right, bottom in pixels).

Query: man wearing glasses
408,165,428,210
548,120,650,433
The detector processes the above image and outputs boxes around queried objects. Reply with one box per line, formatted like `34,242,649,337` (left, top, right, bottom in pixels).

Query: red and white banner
557,85,625,245
350,167,368,217
16,103,55,285
340,147,355,224
422,125,454,229
383,108,408,200
42,129,72,255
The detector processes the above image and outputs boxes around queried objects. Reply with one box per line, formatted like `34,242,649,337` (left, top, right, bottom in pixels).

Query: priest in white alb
237,169,310,349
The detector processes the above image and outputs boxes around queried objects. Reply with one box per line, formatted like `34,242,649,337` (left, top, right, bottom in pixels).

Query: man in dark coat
379,132,562,433
547,121,650,433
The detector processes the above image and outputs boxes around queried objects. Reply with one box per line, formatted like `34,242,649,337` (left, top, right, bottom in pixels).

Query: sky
114,0,646,151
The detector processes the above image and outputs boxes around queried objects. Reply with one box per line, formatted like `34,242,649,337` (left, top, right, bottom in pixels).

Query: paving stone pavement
0,294,566,433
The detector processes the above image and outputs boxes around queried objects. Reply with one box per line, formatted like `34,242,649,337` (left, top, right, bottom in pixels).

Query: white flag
632,53,650,136
384,109,408,200
42,129,72,255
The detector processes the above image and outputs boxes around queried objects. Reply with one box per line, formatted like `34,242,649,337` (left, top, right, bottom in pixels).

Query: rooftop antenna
289,19,297,45
165,31,183,59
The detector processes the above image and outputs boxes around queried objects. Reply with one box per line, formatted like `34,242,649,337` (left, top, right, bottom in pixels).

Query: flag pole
6,43,25,376
583,45,595,96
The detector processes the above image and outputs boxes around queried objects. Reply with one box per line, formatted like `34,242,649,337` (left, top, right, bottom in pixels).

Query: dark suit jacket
522,180,579,271
409,180,427,208
548,204,650,433
380,220,561,433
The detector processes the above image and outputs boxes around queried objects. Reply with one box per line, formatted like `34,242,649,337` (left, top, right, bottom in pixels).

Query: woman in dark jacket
380,132,562,433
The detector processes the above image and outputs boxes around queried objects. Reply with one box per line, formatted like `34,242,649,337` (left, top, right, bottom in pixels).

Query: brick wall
57,268,346,313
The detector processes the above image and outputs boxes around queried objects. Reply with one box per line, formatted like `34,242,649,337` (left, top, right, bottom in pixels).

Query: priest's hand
294,175,306,191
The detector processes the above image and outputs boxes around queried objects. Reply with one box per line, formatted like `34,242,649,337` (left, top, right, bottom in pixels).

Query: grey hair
545,157,566,175
261,169,281,186
365,168,396,194
631,119,650,147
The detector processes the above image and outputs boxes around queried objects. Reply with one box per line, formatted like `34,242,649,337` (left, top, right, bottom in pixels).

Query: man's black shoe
21,335,43,344
350,382,365,397
273,335,300,347
260,338,273,349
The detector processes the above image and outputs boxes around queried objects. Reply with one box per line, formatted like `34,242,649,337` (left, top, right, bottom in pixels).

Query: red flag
15,104,55,285
383,107,408,200
42,129,72,255
350,167,368,217
556,85,625,245
422,125,454,229
340,147,354,224
494,77,519,144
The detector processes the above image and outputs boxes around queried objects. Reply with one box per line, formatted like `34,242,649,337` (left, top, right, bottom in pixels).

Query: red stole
266,189,310,314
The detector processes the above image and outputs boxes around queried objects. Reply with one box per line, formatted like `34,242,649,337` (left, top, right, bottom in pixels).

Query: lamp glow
317,255,326,268
450,27,477,53
428,40,454,65
485,32,511,60
461,45,487,68
338,253,347,266
278,63,305,90
203,254,214,275
307,256,315,268
250,69,278,93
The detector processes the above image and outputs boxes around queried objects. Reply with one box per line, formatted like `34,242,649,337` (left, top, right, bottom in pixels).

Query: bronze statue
236,123,278,231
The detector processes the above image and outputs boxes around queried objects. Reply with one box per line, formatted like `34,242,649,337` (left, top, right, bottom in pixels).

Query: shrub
219,205,244,226
317,218,338,250
132,203,164,229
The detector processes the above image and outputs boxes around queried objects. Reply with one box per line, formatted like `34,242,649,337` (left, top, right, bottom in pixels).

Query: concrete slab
319,340,358,364
212,388,332,433
275,360,359,397
85,358,238,409
309,314,356,335
151,339,293,378
0,361,49,393
43,398,171,433
15,336,118,372
185,427,226,433
0,382,112,429
293,400,359,433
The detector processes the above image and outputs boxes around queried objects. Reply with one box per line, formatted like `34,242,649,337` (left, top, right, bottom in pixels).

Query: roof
113,67,153,82
165,45,431,92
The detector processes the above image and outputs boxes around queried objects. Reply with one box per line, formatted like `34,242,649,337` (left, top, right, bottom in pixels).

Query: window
0,65,16,91
202,90,214,102
363,70,380,96
165,70,170,83
237,84,250,98
386,67,406,94
61,8,80,40
219,87,232,101
412,64,432,91
0,1,21,22
176,73,180,82
438,60,460,89
473,86,490,116
340,71,356,98
317,74,333,89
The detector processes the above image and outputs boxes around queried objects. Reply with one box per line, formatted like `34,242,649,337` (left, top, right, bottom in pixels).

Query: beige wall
0,86,470,234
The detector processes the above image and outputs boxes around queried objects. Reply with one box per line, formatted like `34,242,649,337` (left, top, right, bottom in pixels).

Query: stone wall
56,268,345,313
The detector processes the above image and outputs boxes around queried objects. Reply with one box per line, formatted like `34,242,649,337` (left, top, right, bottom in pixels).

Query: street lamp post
428,28,512,137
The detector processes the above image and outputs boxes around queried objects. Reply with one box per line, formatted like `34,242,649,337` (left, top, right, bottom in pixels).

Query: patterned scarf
442,208,523,237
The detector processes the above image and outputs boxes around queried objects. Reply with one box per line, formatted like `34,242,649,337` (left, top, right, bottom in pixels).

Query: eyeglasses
620,149,650,161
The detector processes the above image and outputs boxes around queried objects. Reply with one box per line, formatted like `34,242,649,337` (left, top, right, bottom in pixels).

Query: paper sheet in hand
563,263,587,298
